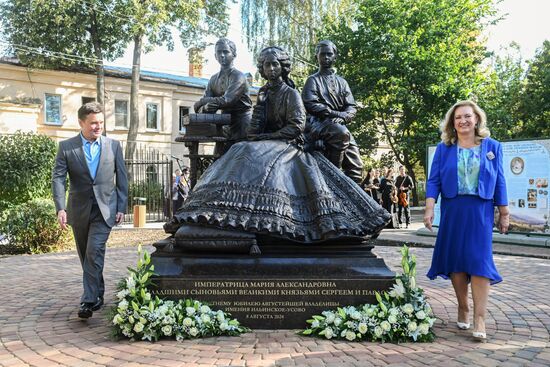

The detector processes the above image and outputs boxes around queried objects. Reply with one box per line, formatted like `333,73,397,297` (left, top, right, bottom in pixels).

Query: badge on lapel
486,151,495,160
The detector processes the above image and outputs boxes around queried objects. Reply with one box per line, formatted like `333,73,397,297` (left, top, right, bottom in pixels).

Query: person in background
424,100,509,343
380,168,399,228
178,167,191,203
395,165,414,228
372,168,381,204
360,168,375,197
164,173,176,218
52,102,128,319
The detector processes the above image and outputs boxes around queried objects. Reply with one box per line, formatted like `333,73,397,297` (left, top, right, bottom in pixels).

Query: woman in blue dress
424,100,509,342
174,46,389,244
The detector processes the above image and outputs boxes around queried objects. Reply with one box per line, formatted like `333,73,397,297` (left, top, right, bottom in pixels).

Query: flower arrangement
301,246,436,342
109,246,248,341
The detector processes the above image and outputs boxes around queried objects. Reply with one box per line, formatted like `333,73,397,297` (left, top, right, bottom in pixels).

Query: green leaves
321,0,498,196
0,198,72,254
0,132,57,210
0,0,127,69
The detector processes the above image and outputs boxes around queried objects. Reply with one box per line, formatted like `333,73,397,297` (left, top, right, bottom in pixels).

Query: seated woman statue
172,46,389,248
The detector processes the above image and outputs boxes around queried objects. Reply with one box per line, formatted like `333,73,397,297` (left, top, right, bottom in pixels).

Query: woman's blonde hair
440,100,490,145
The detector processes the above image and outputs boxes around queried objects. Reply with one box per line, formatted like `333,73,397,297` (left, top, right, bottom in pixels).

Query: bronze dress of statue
193,38,252,144
302,40,364,183
174,46,389,244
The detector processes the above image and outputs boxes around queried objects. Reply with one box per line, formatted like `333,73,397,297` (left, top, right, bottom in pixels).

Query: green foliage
0,132,57,209
518,40,550,138
111,246,249,341
477,40,550,141
301,245,436,342
0,198,72,254
478,43,526,140
0,0,127,69
320,0,497,205
128,180,164,212
114,0,229,51
240,0,357,84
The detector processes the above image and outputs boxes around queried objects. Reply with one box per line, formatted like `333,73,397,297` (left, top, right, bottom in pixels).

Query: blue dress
427,145,502,284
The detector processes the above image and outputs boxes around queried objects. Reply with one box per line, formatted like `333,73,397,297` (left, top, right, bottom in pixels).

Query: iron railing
123,146,173,224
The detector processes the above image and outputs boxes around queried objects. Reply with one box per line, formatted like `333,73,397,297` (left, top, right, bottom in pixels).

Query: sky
109,0,550,78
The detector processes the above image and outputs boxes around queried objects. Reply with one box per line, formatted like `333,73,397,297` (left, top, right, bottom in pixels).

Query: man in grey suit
52,102,128,319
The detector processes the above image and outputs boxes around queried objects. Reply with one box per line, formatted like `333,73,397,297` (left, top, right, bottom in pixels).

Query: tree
321,0,497,205
113,0,230,160
240,0,356,82
0,0,128,112
477,43,525,141
518,40,550,138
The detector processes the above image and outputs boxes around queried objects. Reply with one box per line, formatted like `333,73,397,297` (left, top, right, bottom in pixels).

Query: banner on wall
427,139,550,235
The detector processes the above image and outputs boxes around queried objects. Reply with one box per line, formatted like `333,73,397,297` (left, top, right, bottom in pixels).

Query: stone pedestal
150,238,395,329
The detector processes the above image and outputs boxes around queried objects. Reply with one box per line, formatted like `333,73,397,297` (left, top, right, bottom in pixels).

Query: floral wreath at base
109,245,249,341
300,245,436,342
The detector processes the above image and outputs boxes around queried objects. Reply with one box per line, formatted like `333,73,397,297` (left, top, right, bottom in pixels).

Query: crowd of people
360,165,414,229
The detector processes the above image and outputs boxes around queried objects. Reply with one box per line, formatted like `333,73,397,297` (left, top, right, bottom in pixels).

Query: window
81,96,95,105
146,103,159,130
179,106,189,132
44,94,62,125
115,100,128,128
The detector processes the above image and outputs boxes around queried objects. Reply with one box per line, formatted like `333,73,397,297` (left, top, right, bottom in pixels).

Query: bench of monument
175,113,231,188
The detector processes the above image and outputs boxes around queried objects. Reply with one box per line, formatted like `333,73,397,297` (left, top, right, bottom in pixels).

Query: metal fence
123,146,173,224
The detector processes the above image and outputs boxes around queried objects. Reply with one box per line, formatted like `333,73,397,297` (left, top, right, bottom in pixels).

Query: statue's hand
193,100,204,113
203,103,218,113
332,111,352,124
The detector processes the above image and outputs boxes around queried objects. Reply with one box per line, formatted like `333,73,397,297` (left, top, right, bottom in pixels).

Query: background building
0,58,259,160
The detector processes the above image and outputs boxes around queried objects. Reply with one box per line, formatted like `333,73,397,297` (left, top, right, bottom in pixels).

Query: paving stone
1,246,549,367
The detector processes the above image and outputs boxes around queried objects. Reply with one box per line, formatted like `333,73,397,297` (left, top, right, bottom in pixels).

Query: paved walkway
1,243,550,367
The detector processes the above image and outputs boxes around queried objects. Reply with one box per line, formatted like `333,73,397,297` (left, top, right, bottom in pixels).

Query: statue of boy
193,38,253,145
302,40,363,183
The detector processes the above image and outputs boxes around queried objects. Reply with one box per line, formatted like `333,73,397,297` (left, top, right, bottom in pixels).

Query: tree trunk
407,166,419,207
126,33,143,162
91,35,105,135
88,4,106,134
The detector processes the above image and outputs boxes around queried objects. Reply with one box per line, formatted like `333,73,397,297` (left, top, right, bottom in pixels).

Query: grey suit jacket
52,134,128,228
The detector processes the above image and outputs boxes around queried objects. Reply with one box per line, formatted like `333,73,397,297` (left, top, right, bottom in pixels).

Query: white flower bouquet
301,246,436,342
109,245,248,341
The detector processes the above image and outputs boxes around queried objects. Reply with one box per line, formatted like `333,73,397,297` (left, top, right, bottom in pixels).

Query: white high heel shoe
456,321,470,330
472,331,487,342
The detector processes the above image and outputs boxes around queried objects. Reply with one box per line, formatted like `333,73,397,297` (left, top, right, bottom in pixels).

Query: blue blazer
426,137,508,205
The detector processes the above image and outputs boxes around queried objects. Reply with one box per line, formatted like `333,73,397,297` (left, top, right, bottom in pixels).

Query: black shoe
91,296,104,311
78,303,93,319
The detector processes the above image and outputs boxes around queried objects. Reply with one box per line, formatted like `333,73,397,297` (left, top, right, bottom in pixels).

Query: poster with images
426,139,550,234
503,140,550,233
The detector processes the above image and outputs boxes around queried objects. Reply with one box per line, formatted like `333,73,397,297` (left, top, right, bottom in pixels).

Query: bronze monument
153,44,393,329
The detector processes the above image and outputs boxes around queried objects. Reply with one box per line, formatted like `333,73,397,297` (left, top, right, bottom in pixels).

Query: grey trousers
72,204,112,303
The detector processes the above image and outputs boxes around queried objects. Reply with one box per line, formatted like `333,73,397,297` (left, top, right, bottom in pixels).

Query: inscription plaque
150,243,395,329
152,278,390,328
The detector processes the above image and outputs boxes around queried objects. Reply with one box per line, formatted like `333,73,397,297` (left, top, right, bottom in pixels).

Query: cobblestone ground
1,246,549,367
